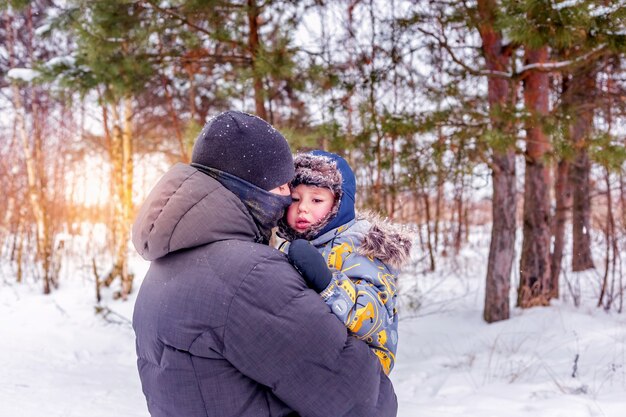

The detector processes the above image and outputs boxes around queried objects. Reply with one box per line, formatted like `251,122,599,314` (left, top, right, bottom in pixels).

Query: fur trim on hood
355,211,414,270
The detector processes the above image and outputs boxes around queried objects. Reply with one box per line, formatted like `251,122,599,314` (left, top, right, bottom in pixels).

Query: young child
277,150,413,375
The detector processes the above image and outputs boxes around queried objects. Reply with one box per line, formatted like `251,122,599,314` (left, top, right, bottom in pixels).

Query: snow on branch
7,68,41,83
44,56,77,68
552,0,585,11
552,0,626,16
589,1,626,18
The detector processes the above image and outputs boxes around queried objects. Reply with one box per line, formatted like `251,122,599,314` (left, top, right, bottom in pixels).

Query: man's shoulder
220,241,308,315
205,239,300,283
209,239,286,262
158,239,291,288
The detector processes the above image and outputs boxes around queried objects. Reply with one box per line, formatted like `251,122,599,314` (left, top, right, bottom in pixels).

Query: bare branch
416,26,512,78
517,45,609,76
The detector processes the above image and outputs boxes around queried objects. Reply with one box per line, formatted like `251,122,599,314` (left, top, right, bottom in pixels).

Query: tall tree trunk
121,97,134,297
550,159,571,298
389,135,397,218
434,132,445,251
105,103,124,284
478,0,516,323
374,133,384,214
454,173,465,255
569,68,596,272
422,191,436,272
15,220,24,284
15,89,54,294
619,170,626,230
103,98,134,299
247,0,267,120
550,73,575,298
598,169,617,309
7,7,54,294
486,154,516,319
518,46,552,308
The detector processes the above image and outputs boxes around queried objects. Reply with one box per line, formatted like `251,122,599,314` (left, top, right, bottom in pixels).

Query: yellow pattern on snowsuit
280,219,400,375
315,220,399,375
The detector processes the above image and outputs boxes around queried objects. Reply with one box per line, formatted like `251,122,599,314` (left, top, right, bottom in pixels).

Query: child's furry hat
290,153,343,202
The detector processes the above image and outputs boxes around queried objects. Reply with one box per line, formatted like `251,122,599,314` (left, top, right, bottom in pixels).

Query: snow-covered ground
1,230,625,417
0,280,146,417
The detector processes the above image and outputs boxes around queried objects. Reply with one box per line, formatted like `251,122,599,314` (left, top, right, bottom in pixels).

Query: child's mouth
295,219,310,230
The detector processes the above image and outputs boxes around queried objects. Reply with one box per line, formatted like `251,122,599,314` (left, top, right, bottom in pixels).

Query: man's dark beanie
191,111,295,190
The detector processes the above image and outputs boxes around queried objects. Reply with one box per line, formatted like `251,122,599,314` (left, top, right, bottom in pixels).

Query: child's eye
313,199,324,203
291,197,300,202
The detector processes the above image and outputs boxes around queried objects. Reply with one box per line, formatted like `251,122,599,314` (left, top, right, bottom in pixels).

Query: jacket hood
312,211,413,270
309,150,356,237
132,163,261,261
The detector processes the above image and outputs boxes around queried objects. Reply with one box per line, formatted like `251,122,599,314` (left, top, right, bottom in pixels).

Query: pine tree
500,0,626,306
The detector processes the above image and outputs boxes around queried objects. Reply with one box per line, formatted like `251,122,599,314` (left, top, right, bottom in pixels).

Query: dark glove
287,239,333,293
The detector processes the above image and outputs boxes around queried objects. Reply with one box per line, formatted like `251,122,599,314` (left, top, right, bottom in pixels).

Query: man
131,111,397,417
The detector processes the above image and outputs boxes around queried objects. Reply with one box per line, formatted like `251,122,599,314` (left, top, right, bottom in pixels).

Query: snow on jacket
131,163,397,417
281,213,411,375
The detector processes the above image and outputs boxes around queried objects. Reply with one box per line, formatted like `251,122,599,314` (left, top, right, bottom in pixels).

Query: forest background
1,0,626,324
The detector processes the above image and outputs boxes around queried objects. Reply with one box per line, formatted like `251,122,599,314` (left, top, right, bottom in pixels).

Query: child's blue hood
309,150,356,237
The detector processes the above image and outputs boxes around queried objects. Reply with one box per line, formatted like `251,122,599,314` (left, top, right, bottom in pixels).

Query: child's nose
298,202,308,213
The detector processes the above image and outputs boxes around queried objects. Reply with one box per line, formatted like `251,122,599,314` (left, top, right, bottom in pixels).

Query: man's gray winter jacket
131,163,397,417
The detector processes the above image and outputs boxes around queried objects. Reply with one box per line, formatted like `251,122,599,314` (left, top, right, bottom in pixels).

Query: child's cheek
286,204,298,228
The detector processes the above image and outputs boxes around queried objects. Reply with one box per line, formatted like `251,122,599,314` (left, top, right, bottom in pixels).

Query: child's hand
287,240,333,293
